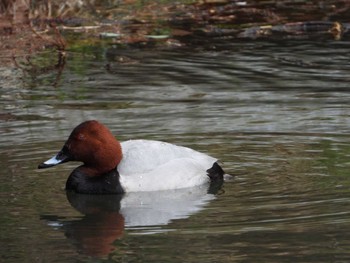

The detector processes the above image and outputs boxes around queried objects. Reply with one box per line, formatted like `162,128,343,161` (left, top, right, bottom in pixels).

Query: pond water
1,39,350,262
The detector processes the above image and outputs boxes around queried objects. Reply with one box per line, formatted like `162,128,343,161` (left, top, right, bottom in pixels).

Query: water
1,39,350,262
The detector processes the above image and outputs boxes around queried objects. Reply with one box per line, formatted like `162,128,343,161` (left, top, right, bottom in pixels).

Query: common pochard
38,120,224,194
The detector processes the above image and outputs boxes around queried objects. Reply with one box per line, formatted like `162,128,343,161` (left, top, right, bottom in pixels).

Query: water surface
1,40,350,262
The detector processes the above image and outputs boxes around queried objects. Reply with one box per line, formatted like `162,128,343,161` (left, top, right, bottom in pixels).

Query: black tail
206,162,224,182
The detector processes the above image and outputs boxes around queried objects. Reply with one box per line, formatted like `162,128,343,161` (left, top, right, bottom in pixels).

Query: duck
38,120,224,194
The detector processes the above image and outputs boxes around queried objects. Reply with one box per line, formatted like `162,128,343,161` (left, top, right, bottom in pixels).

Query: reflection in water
120,184,218,229
41,184,220,257
64,192,124,257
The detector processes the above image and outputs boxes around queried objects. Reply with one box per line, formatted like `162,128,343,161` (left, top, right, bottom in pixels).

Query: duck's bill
38,150,71,169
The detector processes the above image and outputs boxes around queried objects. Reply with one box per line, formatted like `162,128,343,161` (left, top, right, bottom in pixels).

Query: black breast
66,167,124,194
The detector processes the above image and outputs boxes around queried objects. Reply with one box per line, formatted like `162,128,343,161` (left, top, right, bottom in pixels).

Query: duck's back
118,140,218,191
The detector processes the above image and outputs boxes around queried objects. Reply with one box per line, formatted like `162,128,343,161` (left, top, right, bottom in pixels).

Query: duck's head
38,120,122,176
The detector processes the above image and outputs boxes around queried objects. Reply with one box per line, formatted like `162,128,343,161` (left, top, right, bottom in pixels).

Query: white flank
118,140,217,192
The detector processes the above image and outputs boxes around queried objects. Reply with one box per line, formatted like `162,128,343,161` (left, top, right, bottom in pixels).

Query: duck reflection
64,192,124,257
42,182,222,257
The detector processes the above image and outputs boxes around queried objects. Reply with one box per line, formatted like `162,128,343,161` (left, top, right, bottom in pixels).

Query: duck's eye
78,133,85,140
